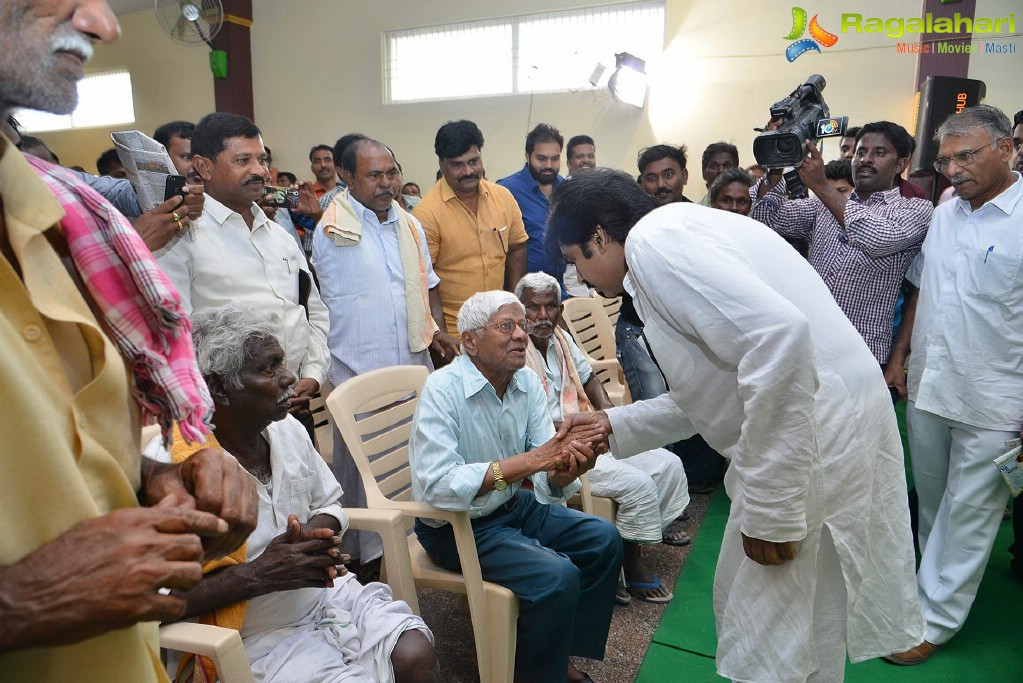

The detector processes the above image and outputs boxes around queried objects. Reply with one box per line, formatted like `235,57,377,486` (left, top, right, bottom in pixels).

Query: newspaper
111,130,179,212
994,438,1023,498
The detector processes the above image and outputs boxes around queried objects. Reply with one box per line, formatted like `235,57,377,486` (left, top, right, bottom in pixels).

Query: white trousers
587,448,688,544
906,401,1012,643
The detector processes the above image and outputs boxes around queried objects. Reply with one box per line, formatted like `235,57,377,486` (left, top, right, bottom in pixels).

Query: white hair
457,291,524,334
191,306,282,388
514,272,561,303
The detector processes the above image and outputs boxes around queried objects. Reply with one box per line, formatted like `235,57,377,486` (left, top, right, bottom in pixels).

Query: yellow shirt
0,137,164,681
412,177,527,334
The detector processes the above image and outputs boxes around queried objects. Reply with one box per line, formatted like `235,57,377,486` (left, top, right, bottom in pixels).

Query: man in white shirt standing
156,112,330,425
311,138,458,566
548,170,923,683
884,104,1023,665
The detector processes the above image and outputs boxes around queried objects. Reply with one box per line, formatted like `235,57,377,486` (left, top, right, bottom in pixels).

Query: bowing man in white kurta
547,171,924,683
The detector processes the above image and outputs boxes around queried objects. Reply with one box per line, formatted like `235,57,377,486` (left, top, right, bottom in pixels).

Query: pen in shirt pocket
985,245,994,263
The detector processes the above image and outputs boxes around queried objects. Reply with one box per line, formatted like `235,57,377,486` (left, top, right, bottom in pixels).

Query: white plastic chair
561,296,631,406
326,365,518,683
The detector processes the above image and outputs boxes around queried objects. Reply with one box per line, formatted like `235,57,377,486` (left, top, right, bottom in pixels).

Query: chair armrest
159,623,254,683
344,508,420,613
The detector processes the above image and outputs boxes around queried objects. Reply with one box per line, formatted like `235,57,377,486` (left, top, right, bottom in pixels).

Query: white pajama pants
587,448,688,544
906,401,1013,643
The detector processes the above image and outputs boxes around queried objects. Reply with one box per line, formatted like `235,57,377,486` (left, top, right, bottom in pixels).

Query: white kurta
606,203,923,682
148,417,431,682
530,335,688,543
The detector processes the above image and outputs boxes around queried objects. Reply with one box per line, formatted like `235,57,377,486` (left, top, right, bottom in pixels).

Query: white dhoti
588,449,688,543
245,574,432,683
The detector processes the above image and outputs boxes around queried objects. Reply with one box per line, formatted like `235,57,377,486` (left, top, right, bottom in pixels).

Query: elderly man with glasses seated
410,290,623,683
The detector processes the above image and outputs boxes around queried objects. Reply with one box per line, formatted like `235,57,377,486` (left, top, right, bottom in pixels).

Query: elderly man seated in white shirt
515,272,689,605
155,112,330,432
147,306,435,683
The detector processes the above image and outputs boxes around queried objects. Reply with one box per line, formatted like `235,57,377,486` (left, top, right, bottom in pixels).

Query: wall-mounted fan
154,0,228,78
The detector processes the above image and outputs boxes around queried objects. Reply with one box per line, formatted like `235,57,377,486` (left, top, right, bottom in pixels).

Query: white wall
46,0,1020,184
41,9,215,172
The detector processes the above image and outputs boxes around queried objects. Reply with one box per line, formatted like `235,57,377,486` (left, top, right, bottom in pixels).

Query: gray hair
457,291,524,334
935,104,1012,143
514,272,562,303
190,306,282,388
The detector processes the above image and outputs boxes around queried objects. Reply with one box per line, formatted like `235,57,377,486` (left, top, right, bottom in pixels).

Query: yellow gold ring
176,219,185,232
172,211,182,222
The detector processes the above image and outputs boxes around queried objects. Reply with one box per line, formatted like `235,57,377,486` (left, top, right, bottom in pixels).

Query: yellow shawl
318,189,439,353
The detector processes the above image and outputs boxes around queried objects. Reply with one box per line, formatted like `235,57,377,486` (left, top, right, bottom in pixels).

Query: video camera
752,74,847,169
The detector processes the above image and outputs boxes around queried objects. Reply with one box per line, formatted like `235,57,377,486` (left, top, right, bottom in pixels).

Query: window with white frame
384,1,664,104
15,69,136,133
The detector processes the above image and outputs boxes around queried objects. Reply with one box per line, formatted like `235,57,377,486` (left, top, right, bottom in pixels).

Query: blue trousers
416,490,623,683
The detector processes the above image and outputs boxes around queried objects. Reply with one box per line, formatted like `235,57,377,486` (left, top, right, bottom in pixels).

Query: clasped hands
541,411,613,487
253,514,349,592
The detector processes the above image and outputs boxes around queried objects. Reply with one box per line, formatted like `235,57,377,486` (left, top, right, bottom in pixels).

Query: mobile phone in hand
263,185,300,209
164,174,187,202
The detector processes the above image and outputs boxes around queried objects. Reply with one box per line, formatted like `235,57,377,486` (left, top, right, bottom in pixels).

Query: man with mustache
0,1,258,679
750,121,932,366
413,120,528,335
498,123,566,279
697,142,739,206
311,137,458,570
566,135,597,176
156,112,330,431
638,143,692,205
884,105,1023,665
148,306,437,682
516,272,689,605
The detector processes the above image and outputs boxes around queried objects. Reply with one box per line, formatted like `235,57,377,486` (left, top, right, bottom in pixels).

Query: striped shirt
750,180,932,363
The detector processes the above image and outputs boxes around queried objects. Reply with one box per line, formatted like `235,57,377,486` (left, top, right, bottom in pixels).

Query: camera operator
750,122,932,367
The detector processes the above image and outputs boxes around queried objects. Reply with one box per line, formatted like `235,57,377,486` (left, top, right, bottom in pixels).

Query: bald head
340,138,398,220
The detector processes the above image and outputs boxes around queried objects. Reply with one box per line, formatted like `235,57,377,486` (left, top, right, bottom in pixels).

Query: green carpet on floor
638,401,1023,682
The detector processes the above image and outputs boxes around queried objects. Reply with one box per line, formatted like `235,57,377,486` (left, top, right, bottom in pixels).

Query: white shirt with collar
311,193,439,387
155,193,330,384
906,171,1023,430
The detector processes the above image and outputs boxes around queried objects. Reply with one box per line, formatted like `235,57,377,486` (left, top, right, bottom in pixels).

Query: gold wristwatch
491,461,508,491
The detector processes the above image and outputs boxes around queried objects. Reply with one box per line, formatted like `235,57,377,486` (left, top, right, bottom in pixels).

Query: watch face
494,479,508,491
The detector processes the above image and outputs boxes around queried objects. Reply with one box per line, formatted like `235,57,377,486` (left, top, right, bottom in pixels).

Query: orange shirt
413,178,527,334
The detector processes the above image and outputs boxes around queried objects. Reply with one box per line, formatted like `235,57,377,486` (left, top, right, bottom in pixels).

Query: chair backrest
562,296,616,362
325,365,430,512
308,393,334,464
595,293,622,326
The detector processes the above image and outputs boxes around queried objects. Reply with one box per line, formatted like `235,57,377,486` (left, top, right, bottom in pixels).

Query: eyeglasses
933,137,1009,173
481,319,535,335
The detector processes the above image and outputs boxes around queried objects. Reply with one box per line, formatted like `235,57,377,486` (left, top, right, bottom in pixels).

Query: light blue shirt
69,170,142,219
906,172,1023,430
410,353,581,526
310,194,440,386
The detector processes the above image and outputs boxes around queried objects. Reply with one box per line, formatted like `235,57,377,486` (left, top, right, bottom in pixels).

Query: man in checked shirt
750,121,932,366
